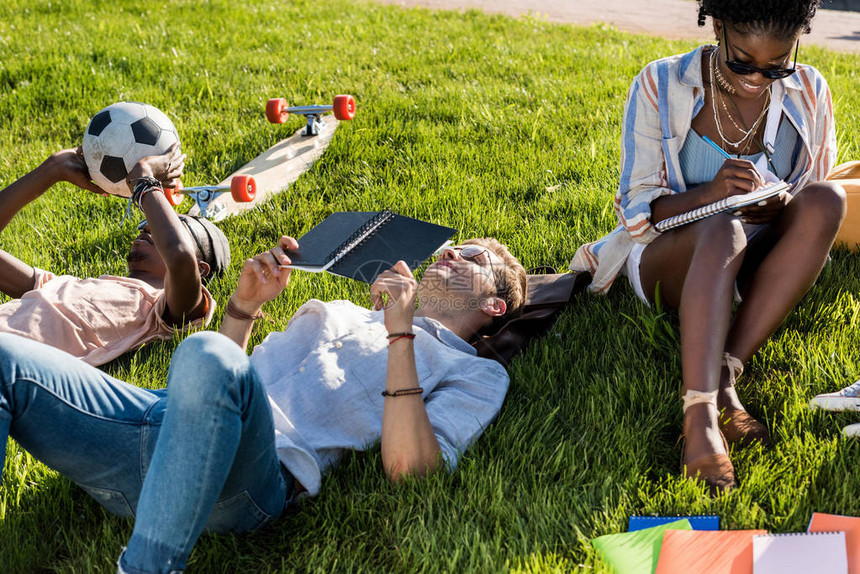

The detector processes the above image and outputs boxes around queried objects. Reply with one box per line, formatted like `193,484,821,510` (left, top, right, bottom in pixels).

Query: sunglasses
450,245,496,268
723,27,799,80
440,244,510,297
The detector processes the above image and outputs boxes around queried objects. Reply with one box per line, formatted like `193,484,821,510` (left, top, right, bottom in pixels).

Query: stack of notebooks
591,512,860,573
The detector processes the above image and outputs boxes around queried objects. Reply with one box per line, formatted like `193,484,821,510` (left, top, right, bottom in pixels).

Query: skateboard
169,95,356,221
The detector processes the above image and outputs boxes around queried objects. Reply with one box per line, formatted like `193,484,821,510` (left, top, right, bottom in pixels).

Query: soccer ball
82,102,180,197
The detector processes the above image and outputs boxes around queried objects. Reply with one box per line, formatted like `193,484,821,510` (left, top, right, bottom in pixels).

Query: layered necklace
709,47,770,152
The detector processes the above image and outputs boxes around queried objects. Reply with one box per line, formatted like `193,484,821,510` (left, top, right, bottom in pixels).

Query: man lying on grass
0,234,526,573
0,144,230,366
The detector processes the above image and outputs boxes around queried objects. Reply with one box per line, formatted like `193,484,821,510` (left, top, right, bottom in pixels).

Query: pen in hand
701,134,734,160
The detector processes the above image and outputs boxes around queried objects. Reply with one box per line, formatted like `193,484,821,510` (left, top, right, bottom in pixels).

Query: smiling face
417,244,503,319
714,20,800,100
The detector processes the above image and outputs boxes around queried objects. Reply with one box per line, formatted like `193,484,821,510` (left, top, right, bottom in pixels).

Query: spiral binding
758,531,844,537
655,180,790,233
326,209,395,267
655,198,733,232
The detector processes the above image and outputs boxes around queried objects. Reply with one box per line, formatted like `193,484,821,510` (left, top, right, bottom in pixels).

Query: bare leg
719,182,846,412
639,213,747,466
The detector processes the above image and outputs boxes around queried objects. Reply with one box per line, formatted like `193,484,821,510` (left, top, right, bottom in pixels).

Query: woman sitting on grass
571,0,845,493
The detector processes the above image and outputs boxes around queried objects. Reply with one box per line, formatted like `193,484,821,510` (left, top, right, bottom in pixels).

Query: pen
701,135,734,160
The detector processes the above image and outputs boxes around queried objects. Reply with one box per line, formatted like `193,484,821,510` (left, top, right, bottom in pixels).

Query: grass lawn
2,0,860,571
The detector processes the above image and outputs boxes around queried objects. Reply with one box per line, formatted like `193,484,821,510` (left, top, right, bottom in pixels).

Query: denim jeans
0,331,289,574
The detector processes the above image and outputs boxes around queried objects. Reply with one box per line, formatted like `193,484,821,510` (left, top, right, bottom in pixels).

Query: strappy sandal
718,353,771,447
682,389,736,495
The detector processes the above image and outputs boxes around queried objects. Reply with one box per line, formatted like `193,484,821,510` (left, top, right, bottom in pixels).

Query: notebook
591,519,692,574
809,513,860,574
284,210,456,283
654,529,767,574
629,515,720,532
752,532,847,574
654,180,792,232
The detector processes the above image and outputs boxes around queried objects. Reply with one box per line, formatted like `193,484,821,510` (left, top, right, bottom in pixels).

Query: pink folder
655,529,767,574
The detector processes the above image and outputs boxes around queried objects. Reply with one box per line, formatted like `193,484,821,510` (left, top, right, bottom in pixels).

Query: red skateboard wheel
266,98,288,124
163,184,183,207
231,175,256,203
333,94,356,121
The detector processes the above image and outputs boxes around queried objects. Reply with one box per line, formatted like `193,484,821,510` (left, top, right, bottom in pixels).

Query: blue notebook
628,515,719,532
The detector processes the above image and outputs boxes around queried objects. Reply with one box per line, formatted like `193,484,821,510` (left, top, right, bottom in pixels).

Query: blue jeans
0,331,290,574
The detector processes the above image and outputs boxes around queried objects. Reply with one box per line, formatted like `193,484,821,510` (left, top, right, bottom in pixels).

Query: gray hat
177,215,231,282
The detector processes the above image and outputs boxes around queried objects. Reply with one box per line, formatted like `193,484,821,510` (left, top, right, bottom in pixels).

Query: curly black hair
697,0,820,37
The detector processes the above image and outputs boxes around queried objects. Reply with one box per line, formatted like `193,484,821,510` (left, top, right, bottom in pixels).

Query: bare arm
371,261,443,482
126,146,205,326
219,235,297,351
0,149,106,298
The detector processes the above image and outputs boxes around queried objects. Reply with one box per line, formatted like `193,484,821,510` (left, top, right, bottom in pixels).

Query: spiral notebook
285,210,456,283
654,180,792,233
752,532,847,574
808,513,860,574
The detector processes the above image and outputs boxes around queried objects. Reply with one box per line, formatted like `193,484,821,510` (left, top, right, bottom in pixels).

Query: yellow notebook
809,513,860,574
654,529,767,574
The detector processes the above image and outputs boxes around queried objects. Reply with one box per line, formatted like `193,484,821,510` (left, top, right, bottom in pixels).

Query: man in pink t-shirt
0,145,230,366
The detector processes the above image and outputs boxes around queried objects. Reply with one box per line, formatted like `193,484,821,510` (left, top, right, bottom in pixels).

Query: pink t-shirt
0,268,215,366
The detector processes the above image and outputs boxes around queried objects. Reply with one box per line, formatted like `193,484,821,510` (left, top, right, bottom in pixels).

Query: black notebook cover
286,211,456,283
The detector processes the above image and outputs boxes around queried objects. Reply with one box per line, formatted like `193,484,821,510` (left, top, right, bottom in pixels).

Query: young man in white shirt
0,234,526,573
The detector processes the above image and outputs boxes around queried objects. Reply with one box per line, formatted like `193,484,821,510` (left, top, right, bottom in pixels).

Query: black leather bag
472,268,591,366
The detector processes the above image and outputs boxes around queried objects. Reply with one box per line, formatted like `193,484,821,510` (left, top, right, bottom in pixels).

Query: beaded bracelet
381,387,423,397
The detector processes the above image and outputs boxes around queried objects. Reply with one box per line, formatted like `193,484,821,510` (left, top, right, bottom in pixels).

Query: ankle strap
682,389,718,413
723,353,744,386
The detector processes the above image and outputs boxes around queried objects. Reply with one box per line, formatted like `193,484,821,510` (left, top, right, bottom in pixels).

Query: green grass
2,0,860,571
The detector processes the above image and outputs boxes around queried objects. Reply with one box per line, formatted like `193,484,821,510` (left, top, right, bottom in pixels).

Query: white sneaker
843,423,860,438
809,379,860,411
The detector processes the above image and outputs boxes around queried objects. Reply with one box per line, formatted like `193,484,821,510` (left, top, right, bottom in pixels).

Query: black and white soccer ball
82,102,180,197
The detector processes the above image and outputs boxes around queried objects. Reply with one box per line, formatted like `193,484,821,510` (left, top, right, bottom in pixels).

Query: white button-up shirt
250,299,509,496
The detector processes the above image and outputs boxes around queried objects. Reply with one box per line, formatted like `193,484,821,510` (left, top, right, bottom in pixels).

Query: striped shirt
570,45,837,293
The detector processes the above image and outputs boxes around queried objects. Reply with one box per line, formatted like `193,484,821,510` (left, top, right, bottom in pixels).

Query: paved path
378,0,860,53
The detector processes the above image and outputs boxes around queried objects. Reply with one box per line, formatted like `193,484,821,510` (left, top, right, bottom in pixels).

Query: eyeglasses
723,27,799,80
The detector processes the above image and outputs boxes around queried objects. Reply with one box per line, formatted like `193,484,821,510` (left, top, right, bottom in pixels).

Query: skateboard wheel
163,185,183,207
231,175,256,203
333,94,356,121
266,98,288,124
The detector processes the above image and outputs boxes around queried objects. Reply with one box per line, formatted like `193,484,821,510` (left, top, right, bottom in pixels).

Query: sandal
682,389,736,495
718,353,771,447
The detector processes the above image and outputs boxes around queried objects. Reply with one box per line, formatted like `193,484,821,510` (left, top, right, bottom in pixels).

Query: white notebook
655,180,792,232
753,532,848,574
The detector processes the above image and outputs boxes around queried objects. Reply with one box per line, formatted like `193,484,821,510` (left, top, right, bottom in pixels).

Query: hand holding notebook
283,211,456,283
655,179,792,232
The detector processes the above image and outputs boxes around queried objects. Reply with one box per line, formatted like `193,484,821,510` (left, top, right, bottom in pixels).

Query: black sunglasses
722,27,799,80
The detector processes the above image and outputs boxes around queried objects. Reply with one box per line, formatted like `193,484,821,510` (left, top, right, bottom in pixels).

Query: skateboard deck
186,114,340,221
